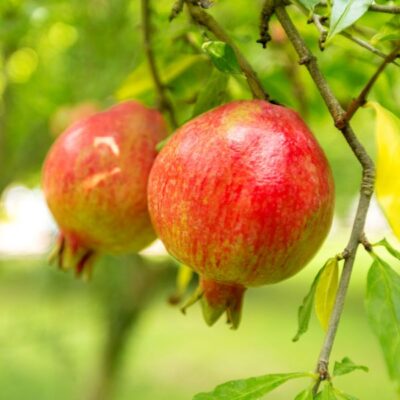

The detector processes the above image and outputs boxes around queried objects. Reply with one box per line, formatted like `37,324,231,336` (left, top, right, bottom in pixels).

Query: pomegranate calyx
180,277,246,329
48,234,97,280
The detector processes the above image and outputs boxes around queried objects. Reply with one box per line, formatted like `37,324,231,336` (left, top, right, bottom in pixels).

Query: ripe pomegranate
43,101,167,276
148,100,334,328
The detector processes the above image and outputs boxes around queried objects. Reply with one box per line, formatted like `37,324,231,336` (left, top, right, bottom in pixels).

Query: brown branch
185,1,268,100
141,0,178,129
344,44,400,123
273,2,375,395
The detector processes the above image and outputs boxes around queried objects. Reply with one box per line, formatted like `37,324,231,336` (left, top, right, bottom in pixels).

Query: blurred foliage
0,0,399,215
0,239,397,399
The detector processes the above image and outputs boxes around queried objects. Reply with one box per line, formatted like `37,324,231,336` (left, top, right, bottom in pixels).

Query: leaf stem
273,2,375,394
185,1,269,100
141,0,178,129
344,45,400,124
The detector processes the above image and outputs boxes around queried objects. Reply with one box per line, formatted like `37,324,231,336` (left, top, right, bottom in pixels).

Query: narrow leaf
202,41,241,75
373,238,400,262
327,0,374,42
315,258,339,331
294,388,313,400
116,55,205,100
193,372,310,400
292,267,323,341
192,69,229,118
333,357,369,376
365,258,400,383
366,102,400,240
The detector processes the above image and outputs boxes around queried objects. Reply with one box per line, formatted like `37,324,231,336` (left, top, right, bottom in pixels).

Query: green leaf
315,258,339,331
315,383,338,400
192,372,310,400
371,16,400,44
116,55,205,100
374,238,400,262
365,258,400,383
333,357,369,376
294,388,313,400
156,136,172,152
297,0,321,11
192,69,229,118
327,0,374,42
202,41,241,75
292,267,323,342
366,102,400,240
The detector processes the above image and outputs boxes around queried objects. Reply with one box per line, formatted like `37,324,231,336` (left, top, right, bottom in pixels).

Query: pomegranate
43,101,167,276
148,100,334,328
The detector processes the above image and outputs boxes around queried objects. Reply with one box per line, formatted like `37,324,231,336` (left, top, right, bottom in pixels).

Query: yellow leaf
176,264,194,296
315,258,339,331
366,102,400,239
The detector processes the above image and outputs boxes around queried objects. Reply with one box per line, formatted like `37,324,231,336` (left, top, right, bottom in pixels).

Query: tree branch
368,4,400,14
273,2,375,394
141,0,178,129
185,1,269,100
344,44,400,123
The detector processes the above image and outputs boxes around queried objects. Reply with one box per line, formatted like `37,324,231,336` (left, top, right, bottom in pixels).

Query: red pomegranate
43,101,167,276
148,100,334,328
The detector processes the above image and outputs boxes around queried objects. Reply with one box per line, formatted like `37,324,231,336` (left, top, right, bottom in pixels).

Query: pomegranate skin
148,100,334,327
43,101,167,275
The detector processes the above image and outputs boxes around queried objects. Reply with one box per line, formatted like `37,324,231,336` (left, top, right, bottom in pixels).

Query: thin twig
141,0,178,129
170,0,185,21
311,14,328,50
273,2,375,395
318,1,400,14
340,31,400,67
345,45,400,123
368,4,400,14
257,0,275,48
185,1,268,100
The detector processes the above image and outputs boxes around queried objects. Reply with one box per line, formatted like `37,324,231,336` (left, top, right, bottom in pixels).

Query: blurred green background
0,0,399,399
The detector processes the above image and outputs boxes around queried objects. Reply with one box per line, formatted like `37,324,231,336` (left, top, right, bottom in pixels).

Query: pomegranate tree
148,100,335,328
43,101,167,276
